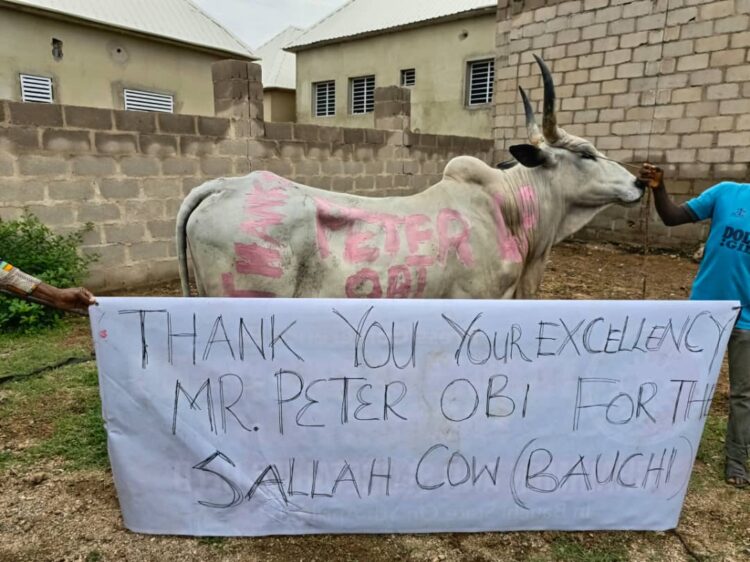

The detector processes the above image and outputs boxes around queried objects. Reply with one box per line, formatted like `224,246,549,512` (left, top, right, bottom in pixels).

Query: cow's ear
509,144,547,168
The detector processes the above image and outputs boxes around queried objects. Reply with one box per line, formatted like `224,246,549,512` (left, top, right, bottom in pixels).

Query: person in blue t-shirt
640,163,750,488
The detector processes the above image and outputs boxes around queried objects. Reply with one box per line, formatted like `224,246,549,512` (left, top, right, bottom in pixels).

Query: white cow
177,56,644,299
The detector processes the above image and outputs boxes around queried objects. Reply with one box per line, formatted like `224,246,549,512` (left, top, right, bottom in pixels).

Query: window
467,58,494,106
20,74,53,103
123,88,174,113
313,80,335,117
401,68,416,87
350,75,375,114
51,38,63,61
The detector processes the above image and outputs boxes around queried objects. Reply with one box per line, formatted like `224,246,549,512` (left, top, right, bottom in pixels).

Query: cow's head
508,55,644,206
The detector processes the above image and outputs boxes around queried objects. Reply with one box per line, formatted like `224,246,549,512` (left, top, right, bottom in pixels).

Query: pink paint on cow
241,181,287,246
437,209,474,267
491,187,538,263
314,198,351,259
345,268,382,298
316,201,474,271
405,214,432,254
386,265,412,298
221,273,276,297
405,255,433,297
519,185,538,231
492,193,523,263
344,229,379,263
405,255,435,267
315,198,404,261
380,214,403,256
234,242,283,278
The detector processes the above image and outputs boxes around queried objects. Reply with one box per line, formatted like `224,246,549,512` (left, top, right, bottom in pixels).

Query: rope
639,2,670,299
639,187,652,298
505,2,521,153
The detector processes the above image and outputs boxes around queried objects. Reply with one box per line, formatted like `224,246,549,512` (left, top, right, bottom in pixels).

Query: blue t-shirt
686,182,750,329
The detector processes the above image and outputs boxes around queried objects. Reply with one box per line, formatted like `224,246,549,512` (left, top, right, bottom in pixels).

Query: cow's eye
580,152,597,161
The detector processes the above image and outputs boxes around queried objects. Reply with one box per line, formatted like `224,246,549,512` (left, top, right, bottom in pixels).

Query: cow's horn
518,86,543,146
533,54,561,144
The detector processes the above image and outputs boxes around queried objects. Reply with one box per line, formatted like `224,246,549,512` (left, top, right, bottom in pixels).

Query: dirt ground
1,241,749,562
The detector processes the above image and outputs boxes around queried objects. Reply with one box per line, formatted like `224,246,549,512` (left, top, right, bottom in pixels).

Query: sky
193,0,349,50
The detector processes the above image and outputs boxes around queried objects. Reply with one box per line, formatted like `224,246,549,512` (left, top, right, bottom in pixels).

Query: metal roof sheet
256,26,305,90
287,0,496,51
4,0,255,58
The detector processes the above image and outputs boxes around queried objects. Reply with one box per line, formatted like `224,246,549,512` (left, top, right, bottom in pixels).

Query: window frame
466,58,495,107
349,74,375,115
19,73,54,103
123,88,174,113
312,80,336,117
400,68,416,87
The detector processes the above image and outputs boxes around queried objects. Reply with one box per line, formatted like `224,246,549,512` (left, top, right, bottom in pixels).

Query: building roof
256,26,305,90
286,0,496,52
3,0,255,59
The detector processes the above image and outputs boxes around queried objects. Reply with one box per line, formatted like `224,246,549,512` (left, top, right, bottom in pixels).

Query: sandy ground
2,242,749,562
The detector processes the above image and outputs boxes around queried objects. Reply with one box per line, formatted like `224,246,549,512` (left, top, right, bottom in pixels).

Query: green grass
0,317,92,381
0,315,105,471
28,382,108,470
0,361,107,471
549,535,629,562
198,537,228,549
84,551,103,562
692,414,727,486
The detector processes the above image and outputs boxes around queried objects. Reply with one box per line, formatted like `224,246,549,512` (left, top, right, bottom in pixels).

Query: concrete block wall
495,0,749,248
374,86,411,131
0,61,493,290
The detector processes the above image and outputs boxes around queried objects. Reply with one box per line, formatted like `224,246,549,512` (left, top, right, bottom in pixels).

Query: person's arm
32,283,96,312
0,259,95,312
638,163,696,226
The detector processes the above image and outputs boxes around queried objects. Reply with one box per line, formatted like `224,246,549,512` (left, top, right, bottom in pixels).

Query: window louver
467,59,494,106
350,75,375,115
20,74,53,103
313,80,335,117
123,88,174,113
401,68,416,87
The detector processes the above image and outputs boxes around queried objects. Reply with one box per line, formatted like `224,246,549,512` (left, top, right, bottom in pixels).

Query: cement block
162,157,198,175
72,155,116,176
120,156,160,177
64,106,113,130
114,110,156,133
18,155,68,175
99,178,140,199
157,113,196,135
95,133,137,154
104,223,146,244
48,179,95,200
26,204,74,225
8,102,62,127
140,134,178,157
0,179,44,203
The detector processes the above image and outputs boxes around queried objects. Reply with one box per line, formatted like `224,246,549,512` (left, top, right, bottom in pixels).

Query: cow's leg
513,252,550,299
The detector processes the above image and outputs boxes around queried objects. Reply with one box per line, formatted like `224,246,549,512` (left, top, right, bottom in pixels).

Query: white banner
90,298,738,536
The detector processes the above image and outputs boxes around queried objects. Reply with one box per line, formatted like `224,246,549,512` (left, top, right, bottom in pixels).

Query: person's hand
50,286,96,312
638,163,664,190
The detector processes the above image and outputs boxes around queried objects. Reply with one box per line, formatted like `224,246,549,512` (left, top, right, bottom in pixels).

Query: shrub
0,213,97,332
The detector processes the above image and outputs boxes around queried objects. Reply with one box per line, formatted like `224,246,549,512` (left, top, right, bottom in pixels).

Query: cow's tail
176,180,225,297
